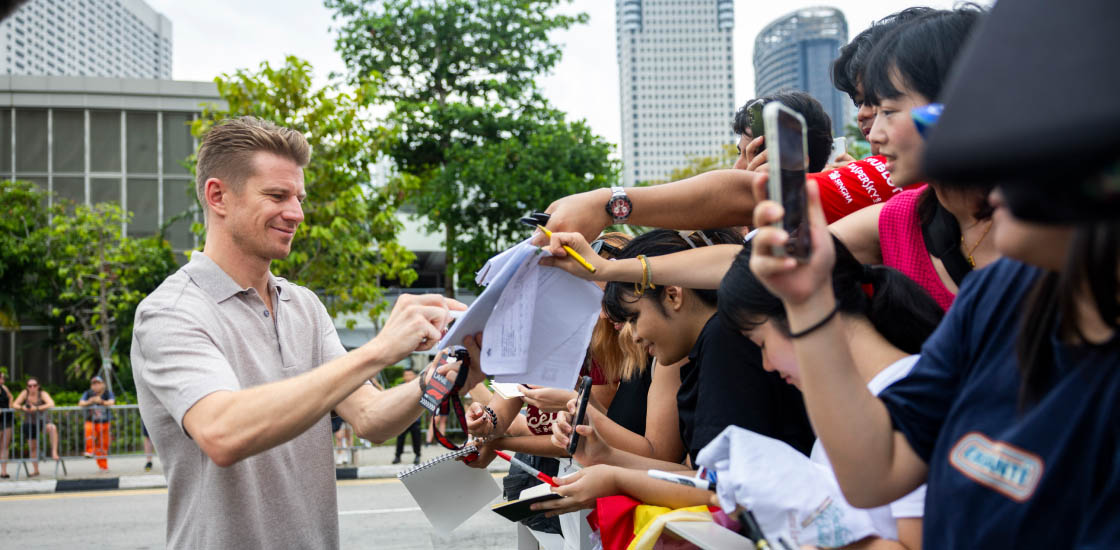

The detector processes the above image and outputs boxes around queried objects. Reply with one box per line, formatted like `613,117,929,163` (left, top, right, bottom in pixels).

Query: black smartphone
748,100,766,152
566,375,593,456
763,102,812,260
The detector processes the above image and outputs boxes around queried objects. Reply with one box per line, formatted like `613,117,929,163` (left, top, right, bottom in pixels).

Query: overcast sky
147,0,986,149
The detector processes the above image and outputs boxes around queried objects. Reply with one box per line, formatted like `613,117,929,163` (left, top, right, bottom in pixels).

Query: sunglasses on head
590,239,622,258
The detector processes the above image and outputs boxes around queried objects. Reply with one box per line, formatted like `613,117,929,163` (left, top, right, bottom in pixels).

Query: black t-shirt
677,314,815,464
606,364,653,436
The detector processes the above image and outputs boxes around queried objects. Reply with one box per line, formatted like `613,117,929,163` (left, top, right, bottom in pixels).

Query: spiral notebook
397,446,502,533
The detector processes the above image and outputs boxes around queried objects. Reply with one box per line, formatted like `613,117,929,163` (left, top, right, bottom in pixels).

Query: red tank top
878,187,956,311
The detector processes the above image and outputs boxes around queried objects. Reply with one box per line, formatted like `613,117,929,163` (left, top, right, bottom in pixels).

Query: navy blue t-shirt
879,259,1120,548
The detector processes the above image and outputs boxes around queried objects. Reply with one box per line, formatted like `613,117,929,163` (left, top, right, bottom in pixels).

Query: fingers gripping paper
438,239,603,389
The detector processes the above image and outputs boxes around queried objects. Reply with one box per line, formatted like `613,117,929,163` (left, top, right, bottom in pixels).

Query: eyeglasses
590,239,622,258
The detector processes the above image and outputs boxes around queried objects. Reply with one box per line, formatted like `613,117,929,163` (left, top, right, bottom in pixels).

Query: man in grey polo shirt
131,116,484,548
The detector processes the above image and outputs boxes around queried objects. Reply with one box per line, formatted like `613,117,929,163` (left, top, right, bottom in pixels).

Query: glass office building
753,7,849,137
0,0,172,79
616,0,736,186
0,74,224,382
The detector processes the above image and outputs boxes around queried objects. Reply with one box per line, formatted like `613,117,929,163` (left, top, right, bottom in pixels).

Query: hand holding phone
763,102,812,260
566,376,593,456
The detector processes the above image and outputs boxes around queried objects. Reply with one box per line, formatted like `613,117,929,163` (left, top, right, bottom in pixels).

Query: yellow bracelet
636,255,649,296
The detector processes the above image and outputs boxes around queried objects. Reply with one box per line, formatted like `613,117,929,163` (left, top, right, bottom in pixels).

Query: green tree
647,144,739,185
0,180,52,328
192,56,417,327
845,123,871,160
434,114,615,289
328,0,609,296
44,202,176,386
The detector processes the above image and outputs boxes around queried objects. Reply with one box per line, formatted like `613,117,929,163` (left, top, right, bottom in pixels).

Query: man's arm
171,293,468,467
542,170,764,241
336,333,486,444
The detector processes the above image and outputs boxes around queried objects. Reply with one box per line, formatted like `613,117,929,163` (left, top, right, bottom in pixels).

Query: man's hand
371,294,467,362
826,152,857,170
537,188,613,244
745,135,767,174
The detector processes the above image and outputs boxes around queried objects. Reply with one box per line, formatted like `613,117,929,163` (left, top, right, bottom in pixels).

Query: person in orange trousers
79,375,115,471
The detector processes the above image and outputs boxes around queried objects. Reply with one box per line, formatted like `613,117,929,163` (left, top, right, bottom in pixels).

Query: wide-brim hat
923,0,1120,222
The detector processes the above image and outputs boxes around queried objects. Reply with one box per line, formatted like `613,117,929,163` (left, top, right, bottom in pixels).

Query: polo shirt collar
183,252,291,303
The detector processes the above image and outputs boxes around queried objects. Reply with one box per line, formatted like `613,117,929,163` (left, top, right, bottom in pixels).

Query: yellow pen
536,225,597,274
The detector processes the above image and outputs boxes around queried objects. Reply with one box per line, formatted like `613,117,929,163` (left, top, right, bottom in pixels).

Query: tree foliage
431,113,616,289
328,0,615,295
647,144,739,185
191,56,416,326
0,180,52,328
43,202,176,383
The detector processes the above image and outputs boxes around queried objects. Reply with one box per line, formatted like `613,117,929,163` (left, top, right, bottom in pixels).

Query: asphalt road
0,477,519,549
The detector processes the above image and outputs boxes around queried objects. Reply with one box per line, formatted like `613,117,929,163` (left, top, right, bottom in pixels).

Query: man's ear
663,285,685,312
204,177,229,218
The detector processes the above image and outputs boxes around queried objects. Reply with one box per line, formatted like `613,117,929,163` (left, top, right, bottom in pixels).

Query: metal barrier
0,405,151,480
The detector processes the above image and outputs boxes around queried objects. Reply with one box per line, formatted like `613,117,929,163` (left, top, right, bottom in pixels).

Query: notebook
491,481,563,523
397,446,502,533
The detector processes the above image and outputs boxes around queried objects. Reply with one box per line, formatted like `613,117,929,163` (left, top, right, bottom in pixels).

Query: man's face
224,152,306,262
91,380,104,393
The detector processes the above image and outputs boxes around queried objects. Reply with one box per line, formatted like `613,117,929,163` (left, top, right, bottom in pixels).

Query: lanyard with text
419,347,476,458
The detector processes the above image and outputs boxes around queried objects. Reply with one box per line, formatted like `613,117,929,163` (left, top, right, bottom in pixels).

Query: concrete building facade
753,7,849,137
0,74,222,383
616,0,736,186
0,0,172,79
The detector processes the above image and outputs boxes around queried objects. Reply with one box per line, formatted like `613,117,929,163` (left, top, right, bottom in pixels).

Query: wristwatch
604,186,633,225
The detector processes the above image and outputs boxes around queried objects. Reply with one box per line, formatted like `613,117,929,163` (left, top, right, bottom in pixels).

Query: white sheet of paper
487,256,602,389
436,240,537,351
441,238,602,390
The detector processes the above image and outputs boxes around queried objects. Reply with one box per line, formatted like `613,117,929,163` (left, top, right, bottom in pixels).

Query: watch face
609,196,632,219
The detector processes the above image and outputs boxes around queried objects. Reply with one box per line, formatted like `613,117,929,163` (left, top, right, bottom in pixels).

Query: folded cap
90,375,103,383
923,0,1120,221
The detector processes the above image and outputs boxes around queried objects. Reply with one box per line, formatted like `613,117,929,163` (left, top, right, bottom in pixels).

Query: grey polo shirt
132,252,347,549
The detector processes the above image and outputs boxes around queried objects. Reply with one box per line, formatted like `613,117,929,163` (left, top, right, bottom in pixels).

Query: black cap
923,0,1120,222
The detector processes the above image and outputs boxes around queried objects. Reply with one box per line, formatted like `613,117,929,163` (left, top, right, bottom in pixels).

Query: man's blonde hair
195,116,311,220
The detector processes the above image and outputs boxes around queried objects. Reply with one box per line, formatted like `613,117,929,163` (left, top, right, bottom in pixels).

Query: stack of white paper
437,239,603,390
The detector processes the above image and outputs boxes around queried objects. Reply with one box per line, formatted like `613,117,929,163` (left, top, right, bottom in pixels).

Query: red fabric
587,495,642,550
878,187,956,311
809,155,901,223
589,358,609,386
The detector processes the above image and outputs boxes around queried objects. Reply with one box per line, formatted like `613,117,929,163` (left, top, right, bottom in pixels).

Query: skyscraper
753,7,849,136
616,0,735,186
0,0,172,79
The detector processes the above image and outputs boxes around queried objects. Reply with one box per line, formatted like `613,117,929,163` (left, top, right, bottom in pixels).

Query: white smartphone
763,102,812,260
828,136,847,165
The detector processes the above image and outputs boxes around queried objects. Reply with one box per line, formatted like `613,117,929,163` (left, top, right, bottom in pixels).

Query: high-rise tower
616,0,735,186
753,7,849,137
0,0,172,79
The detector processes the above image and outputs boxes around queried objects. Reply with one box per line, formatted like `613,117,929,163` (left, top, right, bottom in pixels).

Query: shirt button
263,310,270,317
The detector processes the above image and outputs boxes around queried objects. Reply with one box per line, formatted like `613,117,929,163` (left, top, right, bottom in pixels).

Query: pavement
0,443,510,496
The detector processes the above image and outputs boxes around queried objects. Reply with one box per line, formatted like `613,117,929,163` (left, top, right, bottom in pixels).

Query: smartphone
828,136,847,165
566,375,593,456
747,100,766,152
763,101,812,260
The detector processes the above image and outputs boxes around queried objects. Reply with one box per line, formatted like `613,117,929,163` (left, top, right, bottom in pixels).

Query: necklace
961,220,994,268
